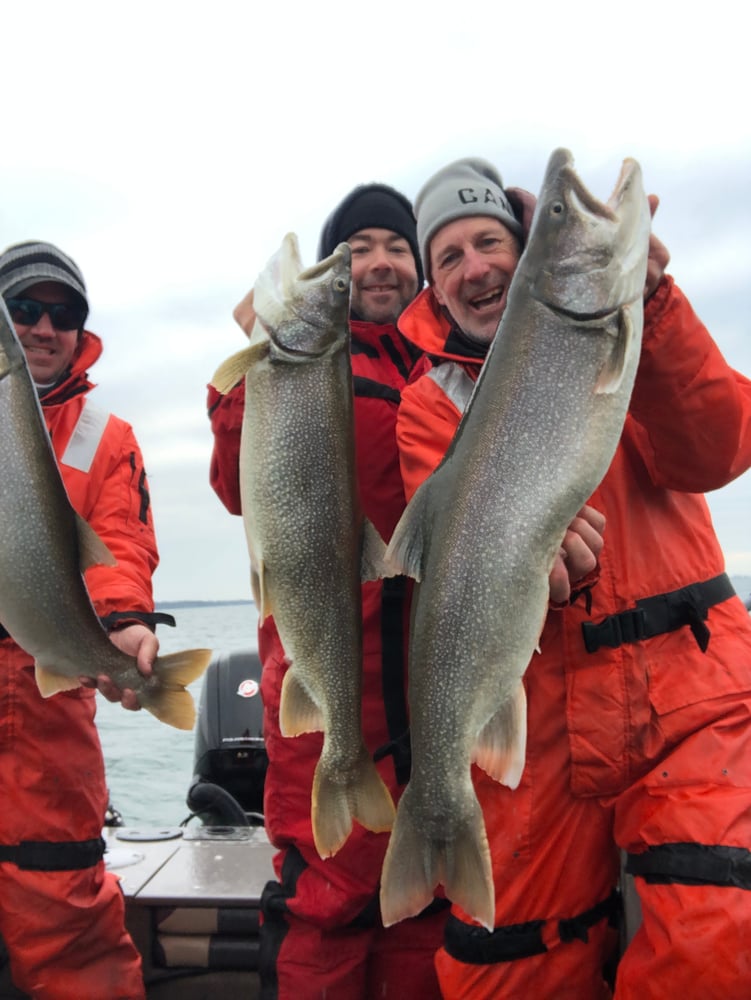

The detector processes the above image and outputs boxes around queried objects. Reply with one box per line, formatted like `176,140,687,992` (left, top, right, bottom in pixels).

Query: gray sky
3,0,750,602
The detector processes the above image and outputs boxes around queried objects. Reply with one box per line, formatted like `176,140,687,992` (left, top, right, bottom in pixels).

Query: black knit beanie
317,183,424,288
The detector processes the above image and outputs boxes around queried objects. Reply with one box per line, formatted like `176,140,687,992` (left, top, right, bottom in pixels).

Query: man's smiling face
430,216,521,345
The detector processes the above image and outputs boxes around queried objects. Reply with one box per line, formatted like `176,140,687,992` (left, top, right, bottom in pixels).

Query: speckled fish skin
0,303,211,731
380,149,651,930
211,234,395,858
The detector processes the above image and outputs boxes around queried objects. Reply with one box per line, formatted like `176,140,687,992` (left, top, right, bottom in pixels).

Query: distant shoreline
156,599,254,610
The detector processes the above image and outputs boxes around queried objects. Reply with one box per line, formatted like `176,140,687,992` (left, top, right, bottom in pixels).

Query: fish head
526,148,650,319
252,233,352,359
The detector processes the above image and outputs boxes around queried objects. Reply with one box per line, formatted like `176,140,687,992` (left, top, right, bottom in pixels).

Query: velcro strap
626,843,751,889
443,890,621,965
581,573,735,654
0,837,105,871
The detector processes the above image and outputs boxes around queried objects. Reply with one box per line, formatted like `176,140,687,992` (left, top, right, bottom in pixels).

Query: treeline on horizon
156,599,254,609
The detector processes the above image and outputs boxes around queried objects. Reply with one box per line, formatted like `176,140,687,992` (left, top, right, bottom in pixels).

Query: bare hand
644,195,670,300
233,288,256,339
549,505,606,603
80,624,158,712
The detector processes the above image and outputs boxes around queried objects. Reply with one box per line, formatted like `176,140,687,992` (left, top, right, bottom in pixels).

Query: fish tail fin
381,785,494,931
312,746,395,858
474,682,528,789
141,648,214,731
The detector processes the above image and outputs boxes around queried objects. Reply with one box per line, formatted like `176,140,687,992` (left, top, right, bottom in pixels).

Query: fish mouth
544,300,620,323
548,148,641,222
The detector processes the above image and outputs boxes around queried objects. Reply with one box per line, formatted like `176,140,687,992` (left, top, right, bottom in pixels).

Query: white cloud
2,0,750,600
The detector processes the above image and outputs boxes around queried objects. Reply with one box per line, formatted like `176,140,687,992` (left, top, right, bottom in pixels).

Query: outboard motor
186,649,267,827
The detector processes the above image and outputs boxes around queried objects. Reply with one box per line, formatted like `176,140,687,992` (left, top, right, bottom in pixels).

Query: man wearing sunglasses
0,241,162,999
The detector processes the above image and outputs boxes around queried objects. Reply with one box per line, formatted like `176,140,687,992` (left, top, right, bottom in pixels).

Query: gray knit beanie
0,241,89,321
416,158,522,280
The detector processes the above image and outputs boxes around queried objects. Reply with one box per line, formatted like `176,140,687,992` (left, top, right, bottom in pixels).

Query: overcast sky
3,1,750,604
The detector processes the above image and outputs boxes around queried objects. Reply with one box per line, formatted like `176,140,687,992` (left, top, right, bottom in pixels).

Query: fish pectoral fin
279,669,323,736
360,518,389,582
210,343,268,395
595,305,634,394
76,514,117,571
473,682,528,789
34,665,81,698
311,746,395,858
383,487,430,582
380,784,495,931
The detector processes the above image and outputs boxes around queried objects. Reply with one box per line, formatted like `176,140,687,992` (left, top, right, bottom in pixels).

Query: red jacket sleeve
629,276,751,491
207,382,244,516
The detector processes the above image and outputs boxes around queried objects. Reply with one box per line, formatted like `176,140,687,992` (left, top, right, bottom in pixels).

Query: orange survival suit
396,276,751,999
208,317,449,1000
0,331,158,1000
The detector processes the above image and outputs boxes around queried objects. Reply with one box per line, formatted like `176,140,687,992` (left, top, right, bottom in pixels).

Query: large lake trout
380,149,651,929
0,303,211,731
212,234,395,858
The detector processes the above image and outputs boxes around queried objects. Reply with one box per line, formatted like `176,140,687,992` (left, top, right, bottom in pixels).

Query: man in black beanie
208,185,447,999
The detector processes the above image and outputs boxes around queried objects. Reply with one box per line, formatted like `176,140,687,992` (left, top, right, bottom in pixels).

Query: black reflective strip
100,610,177,631
375,576,411,785
353,374,401,405
443,890,621,965
350,335,380,359
379,334,411,381
581,573,735,654
0,837,105,871
626,843,751,889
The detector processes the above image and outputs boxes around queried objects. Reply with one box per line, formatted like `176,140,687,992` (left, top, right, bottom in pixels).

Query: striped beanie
0,241,89,322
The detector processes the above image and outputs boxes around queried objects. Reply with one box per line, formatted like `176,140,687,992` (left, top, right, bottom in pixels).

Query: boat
0,650,274,1000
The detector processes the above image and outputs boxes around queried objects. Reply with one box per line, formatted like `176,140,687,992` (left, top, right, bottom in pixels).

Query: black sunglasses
5,297,86,332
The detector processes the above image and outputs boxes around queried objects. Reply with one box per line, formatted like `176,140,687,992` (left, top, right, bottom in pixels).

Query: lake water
95,601,259,827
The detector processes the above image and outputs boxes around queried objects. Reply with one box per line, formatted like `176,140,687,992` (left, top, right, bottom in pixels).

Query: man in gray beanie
395,155,751,1000
208,186,446,999
0,238,169,999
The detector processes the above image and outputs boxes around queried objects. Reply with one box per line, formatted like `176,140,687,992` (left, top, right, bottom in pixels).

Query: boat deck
0,824,276,1000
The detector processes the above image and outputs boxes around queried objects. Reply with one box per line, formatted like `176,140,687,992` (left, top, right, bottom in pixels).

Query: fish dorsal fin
595,305,634,395
360,518,389,582
473,682,528,789
279,668,323,737
383,485,431,582
76,514,116,571
210,342,268,395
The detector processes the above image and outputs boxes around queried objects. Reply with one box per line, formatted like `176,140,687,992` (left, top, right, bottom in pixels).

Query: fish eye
333,276,349,293
551,201,564,216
